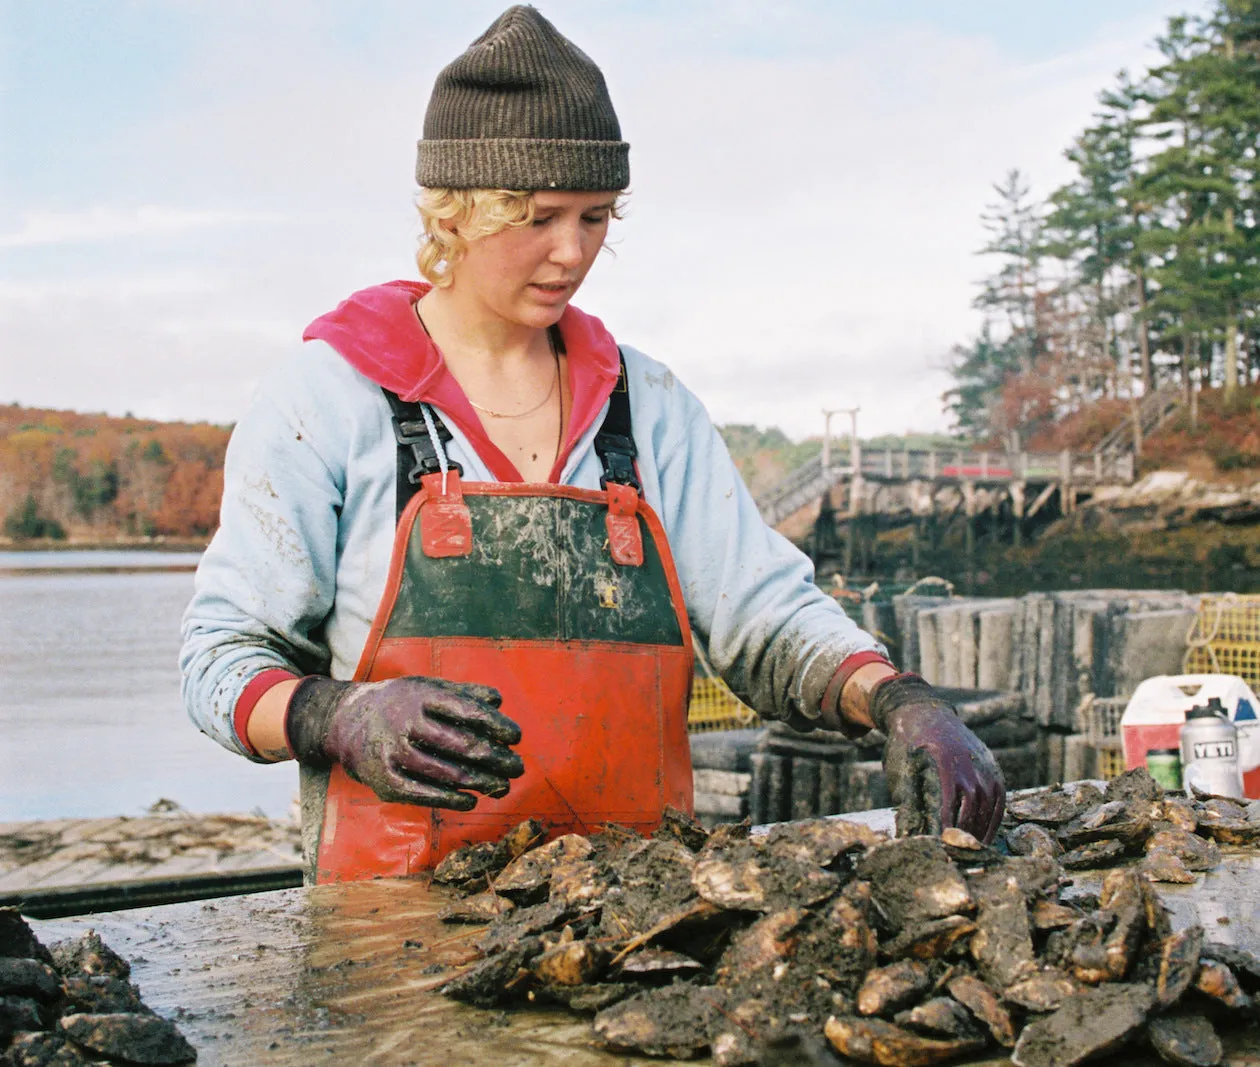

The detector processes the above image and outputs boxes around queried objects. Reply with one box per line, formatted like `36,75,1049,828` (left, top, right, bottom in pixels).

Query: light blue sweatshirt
180,309,885,760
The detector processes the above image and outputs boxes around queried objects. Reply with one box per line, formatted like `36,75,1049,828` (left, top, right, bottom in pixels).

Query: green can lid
1147,748,1180,757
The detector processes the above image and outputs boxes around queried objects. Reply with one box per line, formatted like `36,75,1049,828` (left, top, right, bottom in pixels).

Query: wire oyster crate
1184,593,1260,691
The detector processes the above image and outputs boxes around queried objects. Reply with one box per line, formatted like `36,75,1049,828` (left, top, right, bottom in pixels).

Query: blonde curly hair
416,188,626,288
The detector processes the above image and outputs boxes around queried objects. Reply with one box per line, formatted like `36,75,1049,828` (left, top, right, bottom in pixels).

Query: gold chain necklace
416,303,560,420
467,348,559,419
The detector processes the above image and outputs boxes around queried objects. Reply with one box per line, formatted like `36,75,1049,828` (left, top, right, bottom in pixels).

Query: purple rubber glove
285,676,524,810
869,673,1006,843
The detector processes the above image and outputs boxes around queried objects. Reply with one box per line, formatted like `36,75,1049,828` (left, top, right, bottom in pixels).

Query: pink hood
304,281,622,483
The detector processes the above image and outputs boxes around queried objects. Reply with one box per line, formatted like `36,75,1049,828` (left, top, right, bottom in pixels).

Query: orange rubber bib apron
306,365,694,883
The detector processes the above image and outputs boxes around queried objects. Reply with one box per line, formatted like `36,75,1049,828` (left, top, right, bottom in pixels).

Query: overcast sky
1,0,1208,439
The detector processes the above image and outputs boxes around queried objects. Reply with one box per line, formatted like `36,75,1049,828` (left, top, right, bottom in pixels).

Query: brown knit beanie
417,5,629,191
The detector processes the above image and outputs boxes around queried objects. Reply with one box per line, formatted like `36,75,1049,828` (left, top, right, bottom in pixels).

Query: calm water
0,552,298,821
0,550,206,572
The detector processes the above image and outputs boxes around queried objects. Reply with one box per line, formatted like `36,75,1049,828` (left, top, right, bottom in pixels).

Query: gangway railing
755,447,1135,527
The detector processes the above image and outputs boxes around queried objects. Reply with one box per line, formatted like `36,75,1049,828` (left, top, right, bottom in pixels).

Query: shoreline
0,538,209,553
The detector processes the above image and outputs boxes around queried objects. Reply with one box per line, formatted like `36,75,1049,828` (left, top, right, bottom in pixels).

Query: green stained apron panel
385,495,683,647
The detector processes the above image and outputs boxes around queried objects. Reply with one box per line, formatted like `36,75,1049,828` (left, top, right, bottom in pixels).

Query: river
0,551,298,821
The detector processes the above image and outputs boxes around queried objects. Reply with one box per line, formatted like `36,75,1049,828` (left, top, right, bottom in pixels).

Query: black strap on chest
382,389,461,524
384,350,639,522
595,352,639,491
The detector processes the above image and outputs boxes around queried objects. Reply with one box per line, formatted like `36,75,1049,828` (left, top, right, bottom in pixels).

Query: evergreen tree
974,169,1048,369
944,325,1021,437
945,0,1260,436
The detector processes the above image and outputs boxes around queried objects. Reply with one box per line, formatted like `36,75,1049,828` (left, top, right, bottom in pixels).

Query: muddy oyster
492,833,593,899
1147,1013,1223,1067
824,1015,986,1066
692,839,839,914
1011,983,1155,1067
856,961,932,1017
1005,790,1089,826
856,838,973,927
592,982,719,1059
947,974,1016,1047
1004,823,1062,859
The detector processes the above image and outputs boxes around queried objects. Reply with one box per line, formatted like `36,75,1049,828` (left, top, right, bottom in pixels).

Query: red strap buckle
419,471,473,558
606,482,644,567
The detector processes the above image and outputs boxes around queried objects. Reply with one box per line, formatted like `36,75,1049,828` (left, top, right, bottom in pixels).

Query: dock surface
0,812,302,910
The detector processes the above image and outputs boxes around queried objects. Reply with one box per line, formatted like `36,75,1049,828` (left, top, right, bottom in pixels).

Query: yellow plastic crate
1082,697,1126,745
1184,594,1260,690
687,676,761,733
1095,744,1126,781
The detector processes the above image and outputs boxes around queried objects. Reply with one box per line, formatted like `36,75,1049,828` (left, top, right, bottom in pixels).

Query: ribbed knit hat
417,5,629,191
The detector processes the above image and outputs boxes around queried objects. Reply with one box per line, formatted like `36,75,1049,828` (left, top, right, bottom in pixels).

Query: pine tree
944,0,1260,435
974,169,1049,370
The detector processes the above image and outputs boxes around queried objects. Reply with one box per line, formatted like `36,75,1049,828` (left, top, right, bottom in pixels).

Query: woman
181,5,1004,884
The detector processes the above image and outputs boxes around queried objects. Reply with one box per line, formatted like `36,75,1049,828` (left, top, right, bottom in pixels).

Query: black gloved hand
285,676,525,810
869,673,1006,843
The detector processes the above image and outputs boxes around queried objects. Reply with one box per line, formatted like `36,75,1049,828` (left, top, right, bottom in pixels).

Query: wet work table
29,809,1260,1067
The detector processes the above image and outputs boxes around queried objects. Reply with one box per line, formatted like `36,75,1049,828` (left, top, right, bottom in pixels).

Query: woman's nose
549,223,584,268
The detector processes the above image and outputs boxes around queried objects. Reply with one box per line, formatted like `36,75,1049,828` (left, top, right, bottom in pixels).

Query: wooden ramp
0,812,302,916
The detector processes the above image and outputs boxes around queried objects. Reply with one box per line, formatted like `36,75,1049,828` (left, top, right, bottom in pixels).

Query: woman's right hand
285,676,524,809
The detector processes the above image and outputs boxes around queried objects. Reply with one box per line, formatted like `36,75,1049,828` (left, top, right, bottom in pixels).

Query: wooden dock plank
0,814,301,895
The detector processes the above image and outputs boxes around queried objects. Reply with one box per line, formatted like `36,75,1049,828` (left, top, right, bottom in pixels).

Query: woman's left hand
868,674,1006,843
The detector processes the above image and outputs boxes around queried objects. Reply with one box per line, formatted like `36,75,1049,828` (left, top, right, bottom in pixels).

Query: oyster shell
1143,926,1204,1010
432,840,507,887
893,996,982,1040
1147,1013,1223,1067
1006,791,1088,826
492,833,593,899
1011,983,1155,1067
856,961,932,1017
947,974,1016,1047
1004,823,1062,859
880,916,977,961
824,1015,987,1066
1002,969,1080,1013
1193,960,1252,1012
969,874,1037,988
693,840,839,914
1142,850,1197,884
1059,838,1125,870
56,1013,196,1066
1145,828,1221,871
592,982,718,1059
856,838,973,927
438,890,515,924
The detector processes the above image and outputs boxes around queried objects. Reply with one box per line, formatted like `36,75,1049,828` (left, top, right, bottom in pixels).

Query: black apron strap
382,390,461,524
594,351,639,490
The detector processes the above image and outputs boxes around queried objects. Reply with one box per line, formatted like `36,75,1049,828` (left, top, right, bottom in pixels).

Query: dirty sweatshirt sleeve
179,353,347,760
628,349,889,729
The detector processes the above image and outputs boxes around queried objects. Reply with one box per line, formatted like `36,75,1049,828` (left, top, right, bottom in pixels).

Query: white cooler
1119,674,1260,798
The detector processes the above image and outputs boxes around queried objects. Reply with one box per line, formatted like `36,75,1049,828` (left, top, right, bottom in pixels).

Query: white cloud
0,206,281,249
0,273,221,303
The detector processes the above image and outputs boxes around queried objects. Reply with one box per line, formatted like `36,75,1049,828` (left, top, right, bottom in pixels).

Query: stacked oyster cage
895,589,1198,781
747,690,1037,827
686,587,1201,828
435,769,1260,1066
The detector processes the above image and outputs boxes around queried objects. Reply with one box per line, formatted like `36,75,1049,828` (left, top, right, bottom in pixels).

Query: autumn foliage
0,405,230,542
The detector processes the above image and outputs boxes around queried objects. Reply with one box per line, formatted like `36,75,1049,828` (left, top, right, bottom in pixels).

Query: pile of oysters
0,909,195,1066
436,770,1260,1066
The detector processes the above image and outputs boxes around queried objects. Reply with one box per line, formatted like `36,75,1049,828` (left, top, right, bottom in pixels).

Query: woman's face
451,190,616,329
